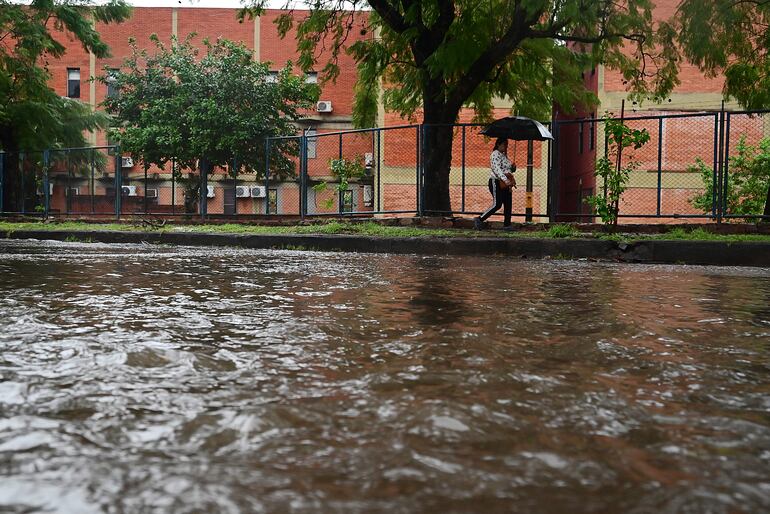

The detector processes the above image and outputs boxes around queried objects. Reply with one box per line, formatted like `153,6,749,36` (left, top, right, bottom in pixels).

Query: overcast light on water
0,239,768,513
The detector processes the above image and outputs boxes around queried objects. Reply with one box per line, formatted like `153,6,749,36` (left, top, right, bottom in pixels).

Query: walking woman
475,138,516,229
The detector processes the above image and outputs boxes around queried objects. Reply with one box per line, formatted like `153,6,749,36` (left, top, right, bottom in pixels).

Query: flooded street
0,239,768,513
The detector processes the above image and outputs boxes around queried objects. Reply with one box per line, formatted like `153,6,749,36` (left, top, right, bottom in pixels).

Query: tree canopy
240,0,680,212
669,0,770,110
102,35,319,179
0,0,131,152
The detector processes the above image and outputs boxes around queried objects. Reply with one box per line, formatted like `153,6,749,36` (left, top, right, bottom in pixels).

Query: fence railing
551,110,770,222
1,111,768,222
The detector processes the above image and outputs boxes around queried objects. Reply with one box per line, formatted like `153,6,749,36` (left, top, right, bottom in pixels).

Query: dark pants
479,178,512,226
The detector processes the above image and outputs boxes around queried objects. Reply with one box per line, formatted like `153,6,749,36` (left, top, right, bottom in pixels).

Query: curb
2,230,769,267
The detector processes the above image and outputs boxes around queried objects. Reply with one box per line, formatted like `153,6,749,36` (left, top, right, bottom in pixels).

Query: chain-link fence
723,112,770,221
421,124,551,220
265,126,421,218
3,113,767,222
551,111,769,222
1,147,120,216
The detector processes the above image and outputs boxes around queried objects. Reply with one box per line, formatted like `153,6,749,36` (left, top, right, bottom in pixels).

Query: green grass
597,226,770,243
1,220,769,243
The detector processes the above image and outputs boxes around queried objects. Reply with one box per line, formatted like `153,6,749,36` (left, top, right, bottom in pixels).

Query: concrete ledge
2,230,769,267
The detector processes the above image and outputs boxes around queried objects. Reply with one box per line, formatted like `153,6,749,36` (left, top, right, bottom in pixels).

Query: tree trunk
421,101,460,215
764,181,770,221
422,123,454,214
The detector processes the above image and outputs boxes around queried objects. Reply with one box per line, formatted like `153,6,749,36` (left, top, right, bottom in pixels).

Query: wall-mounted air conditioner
145,188,158,199
235,185,250,198
207,185,215,198
121,185,137,196
316,100,333,113
121,156,134,168
363,185,373,207
250,185,266,198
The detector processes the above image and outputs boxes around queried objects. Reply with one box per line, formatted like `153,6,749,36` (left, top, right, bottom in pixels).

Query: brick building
39,3,749,220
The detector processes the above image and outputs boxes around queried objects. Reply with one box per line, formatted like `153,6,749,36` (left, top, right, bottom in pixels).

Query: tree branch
368,0,410,33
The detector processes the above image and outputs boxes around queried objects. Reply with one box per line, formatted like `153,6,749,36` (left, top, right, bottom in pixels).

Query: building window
67,68,80,98
589,119,595,151
266,71,279,83
578,121,584,154
268,188,278,214
106,68,119,98
305,128,317,159
341,189,353,213
304,72,318,84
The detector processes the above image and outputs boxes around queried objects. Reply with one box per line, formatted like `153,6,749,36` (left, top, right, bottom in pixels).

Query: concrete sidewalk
2,229,769,267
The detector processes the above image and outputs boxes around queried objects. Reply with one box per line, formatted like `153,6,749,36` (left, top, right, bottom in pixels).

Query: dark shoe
473,217,484,230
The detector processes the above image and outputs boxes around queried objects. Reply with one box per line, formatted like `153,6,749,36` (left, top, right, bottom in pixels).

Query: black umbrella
480,116,553,140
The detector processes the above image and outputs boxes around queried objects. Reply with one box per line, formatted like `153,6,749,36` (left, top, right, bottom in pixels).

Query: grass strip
1,220,769,243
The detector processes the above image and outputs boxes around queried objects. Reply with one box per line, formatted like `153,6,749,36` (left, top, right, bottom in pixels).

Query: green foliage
240,0,681,211
312,156,366,210
668,1,770,110
101,35,318,180
546,224,581,238
689,137,770,218
242,1,679,126
585,114,650,226
0,0,131,151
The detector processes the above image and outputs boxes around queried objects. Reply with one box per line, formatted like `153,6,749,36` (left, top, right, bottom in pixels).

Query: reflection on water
0,239,768,513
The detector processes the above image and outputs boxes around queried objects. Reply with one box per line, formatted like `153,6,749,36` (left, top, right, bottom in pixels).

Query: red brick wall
260,10,369,118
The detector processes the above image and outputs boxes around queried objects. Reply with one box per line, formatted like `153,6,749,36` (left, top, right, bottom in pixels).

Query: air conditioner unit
363,185,373,207
121,156,134,168
145,188,158,199
364,153,374,168
250,185,266,198
207,185,215,198
67,187,80,196
316,100,333,113
235,185,250,198
121,185,137,196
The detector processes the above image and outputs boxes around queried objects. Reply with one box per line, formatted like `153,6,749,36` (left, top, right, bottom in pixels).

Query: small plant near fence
312,157,366,210
689,136,770,220
585,114,650,227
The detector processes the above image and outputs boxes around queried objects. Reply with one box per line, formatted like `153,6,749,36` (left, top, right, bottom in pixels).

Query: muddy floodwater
0,239,768,513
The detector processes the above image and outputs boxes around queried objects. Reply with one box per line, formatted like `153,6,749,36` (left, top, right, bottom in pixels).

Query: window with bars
67,68,80,98
106,69,119,98
305,129,317,159
578,121,584,154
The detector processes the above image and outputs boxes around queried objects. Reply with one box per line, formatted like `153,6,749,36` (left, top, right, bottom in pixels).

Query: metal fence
551,110,770,222
2,111,768,222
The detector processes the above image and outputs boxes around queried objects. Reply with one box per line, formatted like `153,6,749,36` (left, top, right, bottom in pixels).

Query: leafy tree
102,34,318,208
240,0,679,213
689,137,770,220
312,156,366,211
585,114,649,227
0,0,131,211
668,0,770,216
